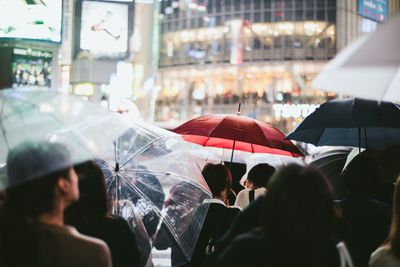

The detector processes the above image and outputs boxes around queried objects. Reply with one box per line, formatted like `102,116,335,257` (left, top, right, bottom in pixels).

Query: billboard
358,0,388,22
80,1,129,58
0,0,62,43
11,48,53,88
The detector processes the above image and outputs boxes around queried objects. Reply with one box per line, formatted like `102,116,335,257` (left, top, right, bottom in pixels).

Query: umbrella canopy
0,88,131,189
96,122,211,266
172,114,303,157
342,146,400,204
0,89,212,266
314,15,400,102
309,148,352,199
286,98,400,149
189,144,304,167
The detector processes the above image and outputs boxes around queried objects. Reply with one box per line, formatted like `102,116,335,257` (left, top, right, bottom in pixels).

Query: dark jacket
70,215,141,267
182,199,241,267
341,194,392,267
215,230,341,267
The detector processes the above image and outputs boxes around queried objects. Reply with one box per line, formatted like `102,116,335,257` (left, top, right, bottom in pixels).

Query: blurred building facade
154,0,399,132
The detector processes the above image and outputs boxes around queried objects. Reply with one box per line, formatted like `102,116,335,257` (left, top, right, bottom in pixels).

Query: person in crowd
0,141,112,267
340,156,392,267
224,162,246,205
65,160,141,267
215,164,353,267
369,175,400,267
234,163,275,209
182,163,241,267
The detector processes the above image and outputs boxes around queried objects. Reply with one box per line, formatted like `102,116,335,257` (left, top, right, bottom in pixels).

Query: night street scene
1,1,400,267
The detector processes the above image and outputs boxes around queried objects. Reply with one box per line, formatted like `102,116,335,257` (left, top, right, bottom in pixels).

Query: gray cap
5,140,72,188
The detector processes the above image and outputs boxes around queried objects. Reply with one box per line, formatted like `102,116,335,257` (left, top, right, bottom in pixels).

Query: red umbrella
172,114,303,160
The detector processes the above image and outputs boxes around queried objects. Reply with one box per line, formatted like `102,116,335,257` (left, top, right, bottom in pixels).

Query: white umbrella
314,15,400,102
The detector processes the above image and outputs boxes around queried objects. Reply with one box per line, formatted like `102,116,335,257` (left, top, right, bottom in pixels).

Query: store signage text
272,104,319,119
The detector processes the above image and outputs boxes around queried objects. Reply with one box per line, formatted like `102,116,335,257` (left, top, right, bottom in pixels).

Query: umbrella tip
236,111,241,115
115,163,120,172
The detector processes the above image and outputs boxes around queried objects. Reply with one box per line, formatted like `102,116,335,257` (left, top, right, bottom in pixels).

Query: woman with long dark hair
65,160,141,267
369,176,400,266
215,164,353,267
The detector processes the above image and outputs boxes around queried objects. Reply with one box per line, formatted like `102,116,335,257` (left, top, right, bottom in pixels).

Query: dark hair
65,161,109,225
0,168,71,267
247,163,276,188
201,163,231,197
342,155,380,195
385,176,400,259
260,164,339,267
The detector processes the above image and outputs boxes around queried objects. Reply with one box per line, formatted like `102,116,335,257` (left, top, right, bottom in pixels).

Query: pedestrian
234,163,275,209
215,164,353,267
65,160,141,267
369,175,400,267
0,141,112,267
340,156,391,267
182,163,241,267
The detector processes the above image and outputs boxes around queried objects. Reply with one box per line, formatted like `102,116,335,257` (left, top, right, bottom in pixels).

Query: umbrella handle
230,140,236,164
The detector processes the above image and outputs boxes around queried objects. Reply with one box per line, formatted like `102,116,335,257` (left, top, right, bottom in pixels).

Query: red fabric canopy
172,114,303,157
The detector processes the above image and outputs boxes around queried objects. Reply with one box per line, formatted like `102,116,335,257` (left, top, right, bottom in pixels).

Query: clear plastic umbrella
0,88,131,189
95,122,211,266
0,88,212,266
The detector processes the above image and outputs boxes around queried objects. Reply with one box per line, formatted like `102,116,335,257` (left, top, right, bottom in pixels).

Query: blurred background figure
65,160,141,267
215,164,353,267
234,163,275,210
370,175,400,266
340,156,392,267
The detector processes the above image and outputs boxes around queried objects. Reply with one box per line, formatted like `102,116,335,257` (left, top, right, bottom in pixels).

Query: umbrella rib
118,171,165,218
253,120,273,147
122,169,211,196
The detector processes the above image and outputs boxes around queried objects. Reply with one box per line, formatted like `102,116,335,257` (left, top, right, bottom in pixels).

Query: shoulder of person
236,189,249,197
369,245,398,267
67,225,110,250
227,205,242,212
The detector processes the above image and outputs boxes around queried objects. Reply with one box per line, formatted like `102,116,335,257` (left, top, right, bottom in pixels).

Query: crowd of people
0,140,399,267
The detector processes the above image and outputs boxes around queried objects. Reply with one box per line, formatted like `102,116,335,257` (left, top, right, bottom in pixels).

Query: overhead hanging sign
358,0,388,22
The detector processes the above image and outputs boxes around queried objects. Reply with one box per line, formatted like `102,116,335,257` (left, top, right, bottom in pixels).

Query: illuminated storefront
156,0,338,132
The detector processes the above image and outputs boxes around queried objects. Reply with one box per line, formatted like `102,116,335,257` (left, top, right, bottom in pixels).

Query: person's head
260,164,338,266
4,141,78,219
341,155,380,195
201,163,232,200
246,163,276,189
67,160,109,216
386,175,400,259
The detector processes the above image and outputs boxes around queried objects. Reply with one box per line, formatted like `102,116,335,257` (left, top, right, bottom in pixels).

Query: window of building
234,0,241,11
316,10,326,20
295,9,303,21
264,11,272,22
305,10,314,20
244,0,251,10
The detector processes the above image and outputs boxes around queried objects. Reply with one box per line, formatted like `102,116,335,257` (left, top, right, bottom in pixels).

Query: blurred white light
165,6,173,14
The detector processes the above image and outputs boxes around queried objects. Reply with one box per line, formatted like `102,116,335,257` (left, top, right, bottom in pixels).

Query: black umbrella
287,98,400,149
